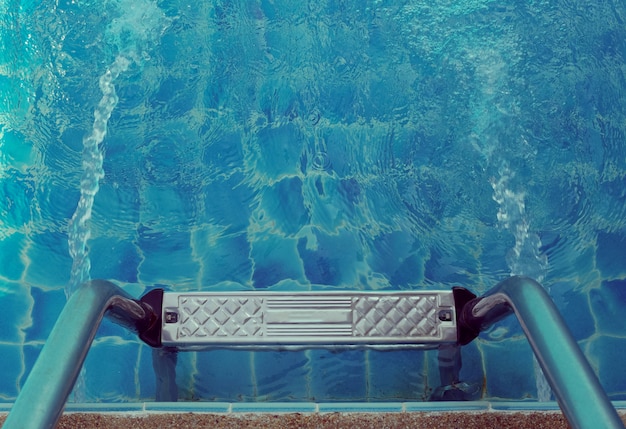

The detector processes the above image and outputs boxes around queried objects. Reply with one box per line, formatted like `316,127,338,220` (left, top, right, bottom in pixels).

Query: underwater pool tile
83,338,143,402
136,230,200,286
194,232,252,287
457,341,486,388
253,350,310,401
0,344,25,400
571,247,599,280
257,177,309,236
590,280,626,337
480,338,536,400
152,77,196,117
366,350,428,401
24,286,66,343
404,401,490,411
490,401,561,410
251,235,306,288
318,402,404,413
308,349,367,401
24,232,72,287
480,243,515,282
297,228,363,286
552,282,595,341
203,173,256,235
389,253,428,287
88,237,141,284
231,402,317,413
58,125,87,153
254,123,303,179
596,233,626,279
301,174,361,234
367,230,419,280
194,350,256,401
21,343,43,390
1,170,34,229
587,335,626,400
0,282,34,344
91,182,141,229
424,247,476,285
36,180,82,230
139,187,192,228
64,403,146,412
0,233,27,281
170,351,198,401
1,129,34,169
202,130,245,172
137,344,157,400
265,279,311,292
144,402,231,412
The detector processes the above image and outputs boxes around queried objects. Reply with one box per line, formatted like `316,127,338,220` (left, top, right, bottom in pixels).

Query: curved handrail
459,276,624,429
2,280,157,429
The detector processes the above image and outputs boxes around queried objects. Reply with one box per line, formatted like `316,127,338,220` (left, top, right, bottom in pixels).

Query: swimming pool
1,0,626,404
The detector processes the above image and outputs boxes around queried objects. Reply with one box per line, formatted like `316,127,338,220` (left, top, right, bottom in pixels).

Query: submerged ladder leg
153,347,178,402
438,343,462,386
431,344,480,401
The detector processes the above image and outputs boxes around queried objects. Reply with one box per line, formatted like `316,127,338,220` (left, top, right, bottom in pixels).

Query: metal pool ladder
2,276,624,429
150,289,458,348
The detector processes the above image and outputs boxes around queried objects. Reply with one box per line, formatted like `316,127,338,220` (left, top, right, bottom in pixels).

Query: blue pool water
1,0,626,403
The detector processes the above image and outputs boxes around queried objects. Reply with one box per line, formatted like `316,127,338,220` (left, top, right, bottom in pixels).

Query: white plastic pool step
158,291,457,350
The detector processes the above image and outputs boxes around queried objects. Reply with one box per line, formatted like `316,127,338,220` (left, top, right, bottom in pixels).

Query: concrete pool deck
1,402,626,429
2,411,626,429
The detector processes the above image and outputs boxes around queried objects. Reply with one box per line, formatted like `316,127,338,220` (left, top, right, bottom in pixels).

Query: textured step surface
161,291,457,349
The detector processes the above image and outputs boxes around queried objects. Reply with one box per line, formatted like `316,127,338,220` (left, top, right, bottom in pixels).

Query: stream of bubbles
67,55,130,297
64,0,169,401
491,165,551,401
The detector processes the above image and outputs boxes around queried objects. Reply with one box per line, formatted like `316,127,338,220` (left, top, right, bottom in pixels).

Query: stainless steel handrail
459,275,624,429
2,280,157,429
